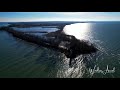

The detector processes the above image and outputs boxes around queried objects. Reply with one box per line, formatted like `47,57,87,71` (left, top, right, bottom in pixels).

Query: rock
45,30,97,58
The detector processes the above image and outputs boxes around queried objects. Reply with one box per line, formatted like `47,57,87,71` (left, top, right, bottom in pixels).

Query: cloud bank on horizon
0,12,120,22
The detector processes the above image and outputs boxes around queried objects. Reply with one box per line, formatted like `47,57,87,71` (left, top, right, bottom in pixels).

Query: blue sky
0,12,120,22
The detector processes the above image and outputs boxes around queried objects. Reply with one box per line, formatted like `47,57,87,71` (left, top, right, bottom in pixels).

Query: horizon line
1,20,120,23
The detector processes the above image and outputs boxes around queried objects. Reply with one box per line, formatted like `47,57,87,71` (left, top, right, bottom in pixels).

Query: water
12,27,59,36
12,27,59,32
0,22,120,78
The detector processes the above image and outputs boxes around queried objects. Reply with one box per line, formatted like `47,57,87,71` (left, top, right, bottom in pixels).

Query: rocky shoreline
0,26,98,66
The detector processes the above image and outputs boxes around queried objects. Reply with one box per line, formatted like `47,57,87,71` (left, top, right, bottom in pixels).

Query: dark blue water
0,22,120,78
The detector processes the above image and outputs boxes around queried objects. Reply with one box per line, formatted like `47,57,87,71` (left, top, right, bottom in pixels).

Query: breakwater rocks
0,26,98,66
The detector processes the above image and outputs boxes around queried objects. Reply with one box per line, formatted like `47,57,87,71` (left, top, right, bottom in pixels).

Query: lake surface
0,22,120,78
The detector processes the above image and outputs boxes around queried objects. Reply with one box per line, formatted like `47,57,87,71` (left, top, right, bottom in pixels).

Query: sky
0,12,120,22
